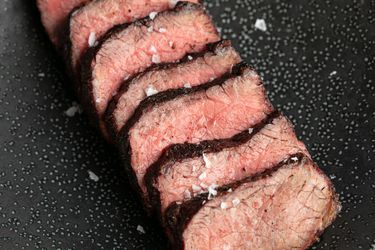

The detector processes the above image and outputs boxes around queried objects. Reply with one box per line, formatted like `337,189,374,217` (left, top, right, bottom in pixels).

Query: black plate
1,0,374,249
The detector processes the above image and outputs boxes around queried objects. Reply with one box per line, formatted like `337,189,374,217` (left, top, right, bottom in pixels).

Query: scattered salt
64,103,81,117
152,54,161,63
88,32,97,47
88,170,99,182
198,172,207,180
188,55,193,60
330,71,338,76
169,0,179,8
203,153,212,168
227,188,233,193
145,85,158,97
137,225,146,234
232,198,241,207
149,12,158,20
192,184,201,193
184,83,192,88
169,41,174,47
248,128,254,134
329,174,337,180
208,184,218,199
159,28,167,33
147,26,154,33
291,156,299,162
220,202,229,210
183,190,191,199
149,45,157,53
95,98,102,104
255,19,267,32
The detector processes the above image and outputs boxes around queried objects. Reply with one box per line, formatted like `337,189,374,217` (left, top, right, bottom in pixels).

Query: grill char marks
66,0,200,77
165,154,340,250
105,40,242,140
145,112,311,216
119,63,274,204
37,0,91,47
80,2,220,137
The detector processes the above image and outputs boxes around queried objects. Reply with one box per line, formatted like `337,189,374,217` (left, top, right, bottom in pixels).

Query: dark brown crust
118,61,274,211
105,39,234,141
164,153,341,249
79,2,213,134
144,110,281,218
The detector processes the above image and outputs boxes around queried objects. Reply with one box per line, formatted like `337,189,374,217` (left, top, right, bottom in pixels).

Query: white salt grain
208,184,218,199
220,202,229,210
145,85,158,97
149,45,157,53
64,103,81,117
137,225,146,234
149,12,158,20
152,54,161,63
188,55,193,60
169,41,174,47
147,26,154,33
248,128,254,134
203,153,212,168
88,32,97,47
330,71,338,76
291,156,299,162
184,83,192,88
255,19,267,32
159,28,167,33
192,184,201,193
183,190,191,199
198,172,207,180
232,198,241,207
95,98,102,104
88,170,99,182
169,0,179,8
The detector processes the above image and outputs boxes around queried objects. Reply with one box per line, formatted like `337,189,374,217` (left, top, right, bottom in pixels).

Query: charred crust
105,40,234,140
144,110,281,219
117,61,250,209
79,1,212,135
164,153,340,249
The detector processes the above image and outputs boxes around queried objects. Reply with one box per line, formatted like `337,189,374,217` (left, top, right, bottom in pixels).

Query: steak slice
67,0,200,76
119,63,274,202
106,40,242,139
81,2,219,136
37,0,90,46
165,154,340,250
145,112,310,215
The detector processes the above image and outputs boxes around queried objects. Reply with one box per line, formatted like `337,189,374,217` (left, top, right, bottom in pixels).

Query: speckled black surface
0,0,374,249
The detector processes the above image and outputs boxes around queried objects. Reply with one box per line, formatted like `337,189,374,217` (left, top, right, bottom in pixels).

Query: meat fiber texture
81,2,219,137
120,65,274,199
67,0,200,75
165,154,340,250
146,113,311,215
106,40,242,139
37,0,91,47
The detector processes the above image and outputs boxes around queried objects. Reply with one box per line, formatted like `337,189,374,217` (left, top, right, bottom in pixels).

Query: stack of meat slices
37,1,340,249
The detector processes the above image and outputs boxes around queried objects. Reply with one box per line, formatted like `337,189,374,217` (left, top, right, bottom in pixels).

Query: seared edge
105,40,234,140
79,2,215,134
164,153,341,249
144,110,281,217
118,61,264,209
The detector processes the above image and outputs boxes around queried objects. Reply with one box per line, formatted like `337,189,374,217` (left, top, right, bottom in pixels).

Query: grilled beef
105,40,241,139
67,0,200,76
165,154,340,250
145,113,310,215
81,2,219,137
119,63,274,201
37,0,90,47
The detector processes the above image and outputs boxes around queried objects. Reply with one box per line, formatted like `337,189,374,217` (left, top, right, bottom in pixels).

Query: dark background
0,0,374,249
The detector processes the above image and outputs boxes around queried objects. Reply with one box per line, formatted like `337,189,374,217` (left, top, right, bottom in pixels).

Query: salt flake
232,198,241,207
159,28,167,33
184,83,192,88
137,225,146,234
149,45,157,53
248,128,254,134
152,54,161,64
88,32,97,47
255,19,267,32
198,172,207,180
203,153,212,168
149,12,158,20
145,85,158,97
64,103,81,117
88,170,99,182
220,202,229,210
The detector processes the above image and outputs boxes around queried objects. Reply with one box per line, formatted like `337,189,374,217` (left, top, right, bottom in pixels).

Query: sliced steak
145,112,310,215
165,154,340,250
81,2,219,136
106,40,241,139
119,63,274,202
37,0,90,46
67,0,200,75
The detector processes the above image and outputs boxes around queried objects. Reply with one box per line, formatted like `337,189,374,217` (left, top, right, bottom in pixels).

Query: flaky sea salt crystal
248,128,254,134
88,32,97,47
255,19,267,32
149,45,157,53
184,83,192,88
220,202,229,210
88,170,99,182
149,12,158,20
145,85,158,97
152,54,161,63
198,172,207,180
137,225,146,234
232,198,241,207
